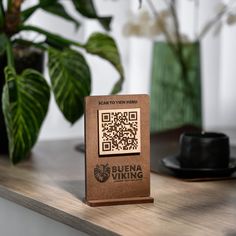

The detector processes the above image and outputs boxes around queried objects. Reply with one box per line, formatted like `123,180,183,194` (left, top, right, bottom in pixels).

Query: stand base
86,196,154,207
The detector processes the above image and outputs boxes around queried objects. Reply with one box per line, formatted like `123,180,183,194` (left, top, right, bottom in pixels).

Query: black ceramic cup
179,132,230,169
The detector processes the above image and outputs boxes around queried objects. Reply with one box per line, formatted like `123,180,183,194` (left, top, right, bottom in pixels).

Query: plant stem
7,0,12,12
168,1,190,87
6,39,14,68
146,0,175,44
193,0,199,40
198,0,236,39
5,0,24,36
147,0,191,87
169,1,181,47
19,25,84,48
146,0,182,64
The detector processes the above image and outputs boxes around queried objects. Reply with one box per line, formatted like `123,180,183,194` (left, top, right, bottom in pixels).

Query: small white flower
226,13,236,25
123,23,142,36
159,10,171,20
137,10,151,24
148,18,162,38
214,3,226,14
130,24,143,36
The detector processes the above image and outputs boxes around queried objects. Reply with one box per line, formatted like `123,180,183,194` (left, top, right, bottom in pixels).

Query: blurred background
24,0,236,142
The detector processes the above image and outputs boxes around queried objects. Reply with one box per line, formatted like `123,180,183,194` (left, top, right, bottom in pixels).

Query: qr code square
98,108,141,155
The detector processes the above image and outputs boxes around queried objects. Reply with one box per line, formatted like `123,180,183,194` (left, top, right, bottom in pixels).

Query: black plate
161,155,236,178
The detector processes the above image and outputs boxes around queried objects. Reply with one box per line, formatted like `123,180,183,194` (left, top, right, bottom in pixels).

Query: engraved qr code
98,108,141,155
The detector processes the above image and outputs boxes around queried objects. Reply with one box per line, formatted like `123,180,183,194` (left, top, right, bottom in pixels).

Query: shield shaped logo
94,163,111,183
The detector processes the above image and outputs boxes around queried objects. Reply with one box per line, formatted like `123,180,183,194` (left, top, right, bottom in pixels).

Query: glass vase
150,41,202,132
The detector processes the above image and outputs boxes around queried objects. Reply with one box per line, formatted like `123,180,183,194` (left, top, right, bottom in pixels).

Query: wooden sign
84,94,154,207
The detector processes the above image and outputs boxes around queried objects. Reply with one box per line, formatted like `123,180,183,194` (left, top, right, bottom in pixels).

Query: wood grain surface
0,138,236,236
85,95,152,206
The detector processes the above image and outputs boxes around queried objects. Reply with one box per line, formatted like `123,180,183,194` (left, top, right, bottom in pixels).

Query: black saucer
162,155,236,178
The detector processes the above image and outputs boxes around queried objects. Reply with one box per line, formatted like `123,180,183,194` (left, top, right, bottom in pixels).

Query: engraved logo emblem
94,164,111,183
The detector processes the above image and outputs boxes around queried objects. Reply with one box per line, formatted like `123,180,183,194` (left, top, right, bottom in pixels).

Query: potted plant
0,0,124,164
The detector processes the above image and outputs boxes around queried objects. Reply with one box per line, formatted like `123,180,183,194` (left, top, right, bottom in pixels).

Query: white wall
26,0,236,140
195,0,222,129
219,0,236,128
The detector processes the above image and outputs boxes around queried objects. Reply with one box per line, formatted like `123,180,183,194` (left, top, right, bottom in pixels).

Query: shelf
0,138,235,235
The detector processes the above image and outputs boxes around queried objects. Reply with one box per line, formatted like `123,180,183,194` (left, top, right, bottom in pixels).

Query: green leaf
21,5,39,22
42,2,80,29
20,25,72,49
0,33,8,56
2,66,50,164
48,47,91,124
22,1,80,29
40,0,56,5
22,0,57,21
84,32,124,94
72,0,112,31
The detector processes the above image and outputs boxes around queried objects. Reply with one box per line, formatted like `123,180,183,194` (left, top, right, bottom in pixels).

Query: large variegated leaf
48,47,91,124
84,33,124,94
2,67,50,164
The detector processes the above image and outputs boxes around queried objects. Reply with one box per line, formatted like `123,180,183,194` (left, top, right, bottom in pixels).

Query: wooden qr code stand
84,94,154,206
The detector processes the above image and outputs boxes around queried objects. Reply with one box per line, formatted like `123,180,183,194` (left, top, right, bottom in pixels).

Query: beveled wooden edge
0,186,117,236
85,197,154,207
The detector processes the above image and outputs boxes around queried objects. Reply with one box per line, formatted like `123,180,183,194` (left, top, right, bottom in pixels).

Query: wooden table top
0,135,236,236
